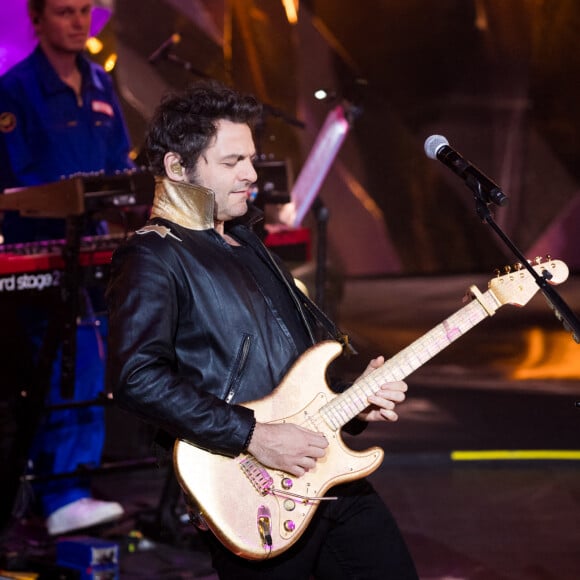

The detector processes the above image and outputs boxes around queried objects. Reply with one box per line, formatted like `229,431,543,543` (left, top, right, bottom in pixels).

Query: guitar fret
350,384,368,408
321,406,341,430
344,389,367,414
322,384,367,429
353,380,376,408
333,399,352,423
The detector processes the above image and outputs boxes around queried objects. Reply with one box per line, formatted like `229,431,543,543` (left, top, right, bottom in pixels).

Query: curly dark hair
145,81,263,177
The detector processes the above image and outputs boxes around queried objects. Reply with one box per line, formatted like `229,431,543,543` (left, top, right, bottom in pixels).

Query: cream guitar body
174,258,570,560
175,340,382,560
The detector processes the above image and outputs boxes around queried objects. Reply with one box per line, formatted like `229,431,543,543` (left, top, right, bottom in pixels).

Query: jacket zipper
225,334,252,403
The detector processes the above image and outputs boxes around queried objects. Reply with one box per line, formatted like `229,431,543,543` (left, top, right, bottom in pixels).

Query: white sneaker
46,498,124,536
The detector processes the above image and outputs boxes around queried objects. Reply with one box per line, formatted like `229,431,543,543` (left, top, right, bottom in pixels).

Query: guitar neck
320,288,499,430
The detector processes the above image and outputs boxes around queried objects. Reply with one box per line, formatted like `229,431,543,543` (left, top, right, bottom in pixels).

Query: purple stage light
0,2,111,75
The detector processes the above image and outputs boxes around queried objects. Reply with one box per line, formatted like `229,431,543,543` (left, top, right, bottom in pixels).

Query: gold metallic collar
150,178,215,230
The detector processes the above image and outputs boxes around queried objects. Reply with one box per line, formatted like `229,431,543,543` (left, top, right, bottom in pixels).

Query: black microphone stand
311,198,330,312
468,178,580,344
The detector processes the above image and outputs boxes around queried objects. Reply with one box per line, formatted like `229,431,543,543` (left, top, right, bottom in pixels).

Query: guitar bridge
240,456,274,495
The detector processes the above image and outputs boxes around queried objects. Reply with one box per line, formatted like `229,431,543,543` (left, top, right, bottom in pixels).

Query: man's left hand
356,356,408,423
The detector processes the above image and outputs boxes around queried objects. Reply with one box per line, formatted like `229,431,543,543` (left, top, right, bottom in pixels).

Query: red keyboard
0,235,123,295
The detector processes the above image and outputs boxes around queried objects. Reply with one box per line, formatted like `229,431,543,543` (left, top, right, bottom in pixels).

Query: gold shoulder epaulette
135,224,182,241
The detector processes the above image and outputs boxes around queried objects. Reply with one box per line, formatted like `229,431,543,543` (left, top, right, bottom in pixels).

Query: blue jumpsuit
0,45,134,515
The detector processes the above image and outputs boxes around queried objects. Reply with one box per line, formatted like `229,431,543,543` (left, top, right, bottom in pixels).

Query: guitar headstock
488,257,569,307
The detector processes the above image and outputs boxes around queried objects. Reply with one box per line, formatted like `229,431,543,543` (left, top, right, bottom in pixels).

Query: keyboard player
0,0,134,536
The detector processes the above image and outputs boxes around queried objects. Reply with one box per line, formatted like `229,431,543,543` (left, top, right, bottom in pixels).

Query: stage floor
2,272,580,579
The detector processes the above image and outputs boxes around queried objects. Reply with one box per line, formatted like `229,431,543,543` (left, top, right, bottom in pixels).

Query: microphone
148,33,181,64
424,134,508,206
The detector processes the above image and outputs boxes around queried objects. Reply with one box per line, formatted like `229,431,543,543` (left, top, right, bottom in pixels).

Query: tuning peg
513,262,523,271
534,256,543,265
503,265,512,274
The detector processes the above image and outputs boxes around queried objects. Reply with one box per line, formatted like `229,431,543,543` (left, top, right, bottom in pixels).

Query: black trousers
201,478,418,580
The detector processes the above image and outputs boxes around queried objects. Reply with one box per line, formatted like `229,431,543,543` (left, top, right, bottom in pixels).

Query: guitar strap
294,286,358,358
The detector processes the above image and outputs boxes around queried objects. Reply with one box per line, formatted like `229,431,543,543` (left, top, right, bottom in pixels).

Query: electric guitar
174,259,569,560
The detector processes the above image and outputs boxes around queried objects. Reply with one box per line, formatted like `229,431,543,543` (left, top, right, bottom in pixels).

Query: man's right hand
247,422,329,477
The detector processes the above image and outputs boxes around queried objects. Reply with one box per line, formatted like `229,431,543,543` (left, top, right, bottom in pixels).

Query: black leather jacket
106,180,337,458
